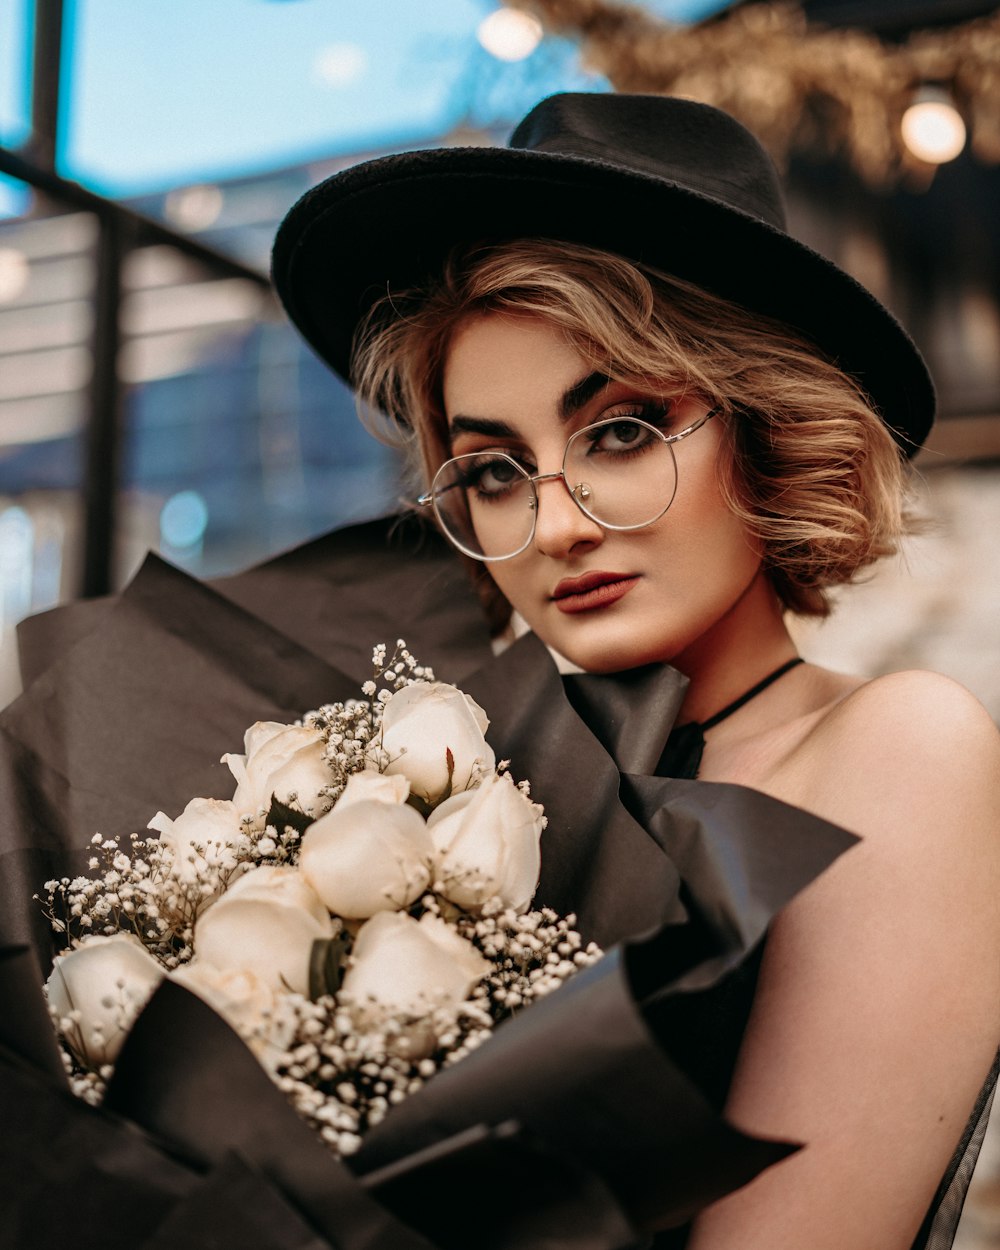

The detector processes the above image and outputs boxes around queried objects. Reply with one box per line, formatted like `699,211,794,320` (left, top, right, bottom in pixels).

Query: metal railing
0,0,270,597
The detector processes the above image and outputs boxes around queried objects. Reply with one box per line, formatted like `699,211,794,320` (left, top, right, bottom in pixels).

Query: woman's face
440,312,767,674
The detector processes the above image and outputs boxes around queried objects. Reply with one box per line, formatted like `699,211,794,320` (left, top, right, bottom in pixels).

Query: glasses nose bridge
525,465,594,531
526,466,575,504
529,467,567,489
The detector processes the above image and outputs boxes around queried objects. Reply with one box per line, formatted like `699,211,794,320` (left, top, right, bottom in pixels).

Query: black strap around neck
656,657,804,781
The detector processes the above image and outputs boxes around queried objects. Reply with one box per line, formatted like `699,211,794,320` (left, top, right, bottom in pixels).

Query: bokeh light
164,184,225,231
477,8,544,61
901,91,967,164
313,43,369,88
160,490,209,550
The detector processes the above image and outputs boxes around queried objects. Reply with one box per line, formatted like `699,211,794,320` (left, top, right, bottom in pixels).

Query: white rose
373,683,495,803
171,961,295,1069
341,910,489,1024
193,865,333,995
148,796,249,883
299,798,433,919
428,771,543,911
45,934,164,1067
223,722,331,820
336,769,410,809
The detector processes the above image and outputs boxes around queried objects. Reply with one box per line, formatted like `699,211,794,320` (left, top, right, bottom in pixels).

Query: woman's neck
672,571,799,725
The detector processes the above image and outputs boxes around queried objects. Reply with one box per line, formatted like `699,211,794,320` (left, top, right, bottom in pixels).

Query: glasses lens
564,418,677,530
430,452,535,560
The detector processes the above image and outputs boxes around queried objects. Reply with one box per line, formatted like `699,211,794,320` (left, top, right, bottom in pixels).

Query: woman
273,93,1000,1248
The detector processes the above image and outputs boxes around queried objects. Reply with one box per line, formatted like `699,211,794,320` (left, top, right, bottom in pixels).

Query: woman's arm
687,670,1000,1250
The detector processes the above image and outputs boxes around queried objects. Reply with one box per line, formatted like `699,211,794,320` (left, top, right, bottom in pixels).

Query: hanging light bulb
901,87,967,165
477,7,544,62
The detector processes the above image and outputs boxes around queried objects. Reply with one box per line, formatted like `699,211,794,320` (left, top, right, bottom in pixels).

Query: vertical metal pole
28,0,126,598
81,210,126,598
28,0,65,169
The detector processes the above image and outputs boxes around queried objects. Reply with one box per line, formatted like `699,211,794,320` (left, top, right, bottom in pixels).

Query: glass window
115,240,403,586
0,0,31,148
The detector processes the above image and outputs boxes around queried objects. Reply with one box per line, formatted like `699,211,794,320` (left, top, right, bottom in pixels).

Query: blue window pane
0,173,31,221
0,0,31,148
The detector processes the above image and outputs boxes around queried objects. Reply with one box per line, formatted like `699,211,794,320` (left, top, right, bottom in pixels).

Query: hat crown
510,92,787,232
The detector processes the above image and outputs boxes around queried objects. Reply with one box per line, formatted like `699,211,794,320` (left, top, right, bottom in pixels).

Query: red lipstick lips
551,571,640,614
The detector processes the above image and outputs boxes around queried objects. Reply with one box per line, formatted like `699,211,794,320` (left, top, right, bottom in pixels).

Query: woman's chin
537,628,674,676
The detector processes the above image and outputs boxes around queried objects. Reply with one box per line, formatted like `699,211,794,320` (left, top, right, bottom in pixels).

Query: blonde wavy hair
352,239,914,625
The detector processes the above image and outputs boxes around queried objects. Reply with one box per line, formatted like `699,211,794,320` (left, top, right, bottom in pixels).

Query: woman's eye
462,455,525,498
605,421,646,447
586,413,663,454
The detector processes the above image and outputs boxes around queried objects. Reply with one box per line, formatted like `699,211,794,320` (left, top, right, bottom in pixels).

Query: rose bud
371,682,495,805
299,798,433,919
193,865,333,995
223,722,331,821
45,934,164,1067
428,771,543,912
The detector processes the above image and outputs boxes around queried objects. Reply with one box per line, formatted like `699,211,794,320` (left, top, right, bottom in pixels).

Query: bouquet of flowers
0,517,860,1250
40,642,602,1158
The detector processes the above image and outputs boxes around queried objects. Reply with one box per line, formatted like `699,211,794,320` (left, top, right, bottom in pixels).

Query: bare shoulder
783,668,1000,848
823,667,998,745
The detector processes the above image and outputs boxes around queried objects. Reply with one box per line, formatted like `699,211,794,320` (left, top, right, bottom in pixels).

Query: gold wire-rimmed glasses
416,407,719,562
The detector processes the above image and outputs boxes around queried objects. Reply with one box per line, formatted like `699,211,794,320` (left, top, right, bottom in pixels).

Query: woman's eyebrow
449,372,614,438
559,371,614,421
448,415,518,439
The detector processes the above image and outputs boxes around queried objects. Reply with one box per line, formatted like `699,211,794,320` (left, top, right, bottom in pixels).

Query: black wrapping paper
1,514,860,1248
0,1052,197,1250
136,1154,334,1250
360,1121,640,1250
106,979,642,1249
17,513,493,691
0,946,67,1085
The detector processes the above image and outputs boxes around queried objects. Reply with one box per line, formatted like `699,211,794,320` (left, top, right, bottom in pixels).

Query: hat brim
272,145,934,455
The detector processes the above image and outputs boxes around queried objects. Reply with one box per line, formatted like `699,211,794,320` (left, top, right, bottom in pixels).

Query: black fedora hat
272,91,934,455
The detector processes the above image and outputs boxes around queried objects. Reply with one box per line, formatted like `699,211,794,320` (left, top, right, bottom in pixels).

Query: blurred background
0,0,999,1239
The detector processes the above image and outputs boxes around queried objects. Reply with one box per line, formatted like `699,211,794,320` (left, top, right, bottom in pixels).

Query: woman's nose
530,473,605,559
